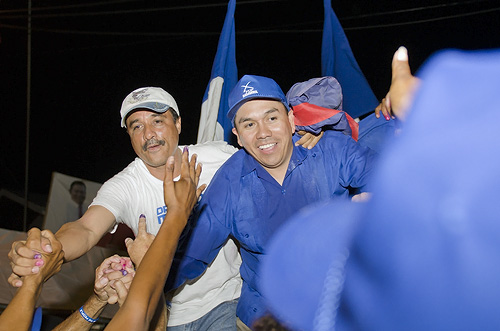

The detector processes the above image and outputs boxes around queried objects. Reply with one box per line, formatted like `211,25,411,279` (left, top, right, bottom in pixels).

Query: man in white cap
8,86,243,330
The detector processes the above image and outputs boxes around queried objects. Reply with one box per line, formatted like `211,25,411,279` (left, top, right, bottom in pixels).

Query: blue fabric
287,76,343,111
321,0,378,118
261,199,362,331
174,130,376,326
357,112,401,153
167,299,238,331
338,48,500,331
30,306,42,331
286,76,353,136
198,0,237,143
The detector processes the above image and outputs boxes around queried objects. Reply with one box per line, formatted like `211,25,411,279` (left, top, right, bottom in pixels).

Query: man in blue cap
171,74,377,328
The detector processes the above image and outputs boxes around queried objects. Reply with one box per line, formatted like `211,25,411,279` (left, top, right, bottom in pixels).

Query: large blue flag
197,0,237,143
322,0,378,118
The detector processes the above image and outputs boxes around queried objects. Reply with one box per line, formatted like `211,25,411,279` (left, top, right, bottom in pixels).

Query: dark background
1,0,499,227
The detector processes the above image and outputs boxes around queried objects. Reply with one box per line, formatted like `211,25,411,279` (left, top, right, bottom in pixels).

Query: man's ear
232,127,243,147
288,110,295,131
176,116,182,135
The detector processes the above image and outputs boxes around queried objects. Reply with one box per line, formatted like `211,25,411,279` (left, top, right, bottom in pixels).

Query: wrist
163,207,190,226
21,273,44,289
92,291,108,305
79,306,99,323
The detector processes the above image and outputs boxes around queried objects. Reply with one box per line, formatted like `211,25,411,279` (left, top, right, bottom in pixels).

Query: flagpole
24,0,32,232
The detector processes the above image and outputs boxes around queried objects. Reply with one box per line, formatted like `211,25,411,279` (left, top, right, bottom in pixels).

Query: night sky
1,0,499,207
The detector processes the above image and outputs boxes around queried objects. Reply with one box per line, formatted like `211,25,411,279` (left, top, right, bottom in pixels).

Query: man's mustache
142,138,165,151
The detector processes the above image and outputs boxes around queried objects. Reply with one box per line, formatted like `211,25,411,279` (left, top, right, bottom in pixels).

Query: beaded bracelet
79,306,99,323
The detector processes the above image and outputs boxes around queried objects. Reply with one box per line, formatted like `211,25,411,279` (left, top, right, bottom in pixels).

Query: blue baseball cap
227,74,290,126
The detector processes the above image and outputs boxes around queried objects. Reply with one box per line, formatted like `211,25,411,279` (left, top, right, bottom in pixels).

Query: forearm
52,293,107,331
56,221,99,261
0,277,42,331
56,206,116,261
150,294,167,331
106,209,186,330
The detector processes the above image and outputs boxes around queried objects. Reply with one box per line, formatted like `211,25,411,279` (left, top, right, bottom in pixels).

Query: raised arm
105,149,204,330
0,229,64,331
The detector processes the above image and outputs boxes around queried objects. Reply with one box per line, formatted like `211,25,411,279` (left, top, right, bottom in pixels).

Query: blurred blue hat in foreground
261,48,500,331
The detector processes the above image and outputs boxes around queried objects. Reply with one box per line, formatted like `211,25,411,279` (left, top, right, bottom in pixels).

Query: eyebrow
128,112,165,127
128,118,140,127
237,107,280,124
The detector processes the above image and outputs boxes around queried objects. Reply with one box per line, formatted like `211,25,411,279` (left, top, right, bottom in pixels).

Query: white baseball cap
120,87,180,128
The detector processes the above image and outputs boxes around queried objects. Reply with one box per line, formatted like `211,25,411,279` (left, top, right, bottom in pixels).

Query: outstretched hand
163,148,206,223
375,46,420,122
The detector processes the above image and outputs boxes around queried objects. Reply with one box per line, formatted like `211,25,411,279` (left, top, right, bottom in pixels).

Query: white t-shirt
90,141,242,326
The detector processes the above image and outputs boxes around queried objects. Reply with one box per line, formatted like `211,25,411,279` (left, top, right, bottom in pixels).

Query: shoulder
204,149,247,188
188,141,238,163
100,158,150,188
320,130,353,143
310,131,377,162
218,148,246,168
308,130,353,154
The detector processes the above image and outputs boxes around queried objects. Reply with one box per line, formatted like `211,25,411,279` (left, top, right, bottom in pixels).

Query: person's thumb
124,237,133,249
392,46,411,81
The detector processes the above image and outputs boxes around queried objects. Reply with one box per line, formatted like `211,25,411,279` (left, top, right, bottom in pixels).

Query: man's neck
264,142,294,185
146,147,183,181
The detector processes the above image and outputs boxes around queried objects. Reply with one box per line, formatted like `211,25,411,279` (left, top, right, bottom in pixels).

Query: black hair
69,180,86,192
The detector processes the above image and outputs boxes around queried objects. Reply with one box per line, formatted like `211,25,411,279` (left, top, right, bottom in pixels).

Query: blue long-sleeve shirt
173,130,377,326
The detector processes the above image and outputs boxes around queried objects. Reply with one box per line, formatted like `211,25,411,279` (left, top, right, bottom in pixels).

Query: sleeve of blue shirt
314,130,377,193
339,134,377,191
171,166,234,288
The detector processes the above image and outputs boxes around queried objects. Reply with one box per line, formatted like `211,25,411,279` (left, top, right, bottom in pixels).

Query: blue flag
197,0,238,143
322,0,378,118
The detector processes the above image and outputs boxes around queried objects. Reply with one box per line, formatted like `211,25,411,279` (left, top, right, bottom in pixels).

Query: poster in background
43,172,101,233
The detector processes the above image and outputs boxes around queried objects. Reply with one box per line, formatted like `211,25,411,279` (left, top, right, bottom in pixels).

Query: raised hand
163,147,206,223
375,46,420,122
